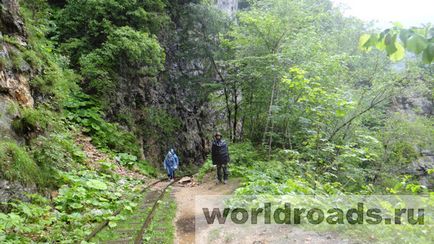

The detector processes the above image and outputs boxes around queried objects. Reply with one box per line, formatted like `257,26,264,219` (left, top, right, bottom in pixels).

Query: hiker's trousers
167,167,175,179
217,164,228,182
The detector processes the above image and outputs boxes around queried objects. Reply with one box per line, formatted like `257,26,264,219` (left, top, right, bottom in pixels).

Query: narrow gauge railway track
84,176,188,243
133,179,178,244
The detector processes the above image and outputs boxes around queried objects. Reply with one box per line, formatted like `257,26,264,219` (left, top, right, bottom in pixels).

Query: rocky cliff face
0,0,34,140
102,2,235,166
1,0,214,169
0,0,38,203
106,37,213,166
105,68,212,166
133,1,239,165
216,0,238,16
0,0,34,142
392,79,434,188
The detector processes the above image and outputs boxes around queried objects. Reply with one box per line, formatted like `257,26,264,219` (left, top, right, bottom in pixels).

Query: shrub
9,49,29,72
23,49,44,71
0,56,12,69
228,142,260,166
79,26,165,101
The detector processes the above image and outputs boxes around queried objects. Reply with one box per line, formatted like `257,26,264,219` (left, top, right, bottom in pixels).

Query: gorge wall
0,0,38,203
0,0,33,140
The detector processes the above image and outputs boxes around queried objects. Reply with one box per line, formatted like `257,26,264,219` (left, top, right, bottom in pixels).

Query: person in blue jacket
164,149,179,181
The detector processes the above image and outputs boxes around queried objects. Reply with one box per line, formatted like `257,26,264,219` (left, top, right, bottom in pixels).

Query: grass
0,141,42,185
11,107,51,137
197,159,214,182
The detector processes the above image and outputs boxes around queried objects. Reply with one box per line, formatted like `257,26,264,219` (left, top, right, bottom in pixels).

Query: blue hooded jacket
164,149,179,171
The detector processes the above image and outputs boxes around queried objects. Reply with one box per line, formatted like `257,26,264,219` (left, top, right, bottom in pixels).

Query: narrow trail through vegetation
172,174,240,244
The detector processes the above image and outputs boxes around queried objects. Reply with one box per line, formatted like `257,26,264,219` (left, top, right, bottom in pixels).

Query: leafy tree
55,0,168,65
79,26,164,101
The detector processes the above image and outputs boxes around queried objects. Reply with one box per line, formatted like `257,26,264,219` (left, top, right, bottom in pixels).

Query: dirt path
172,174,240,244
172,174,357,244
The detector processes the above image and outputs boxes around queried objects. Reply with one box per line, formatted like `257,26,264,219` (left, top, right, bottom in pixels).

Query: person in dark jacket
211,132,230,184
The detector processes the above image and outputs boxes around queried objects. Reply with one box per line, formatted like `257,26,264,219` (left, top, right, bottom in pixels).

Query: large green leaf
406,34,428,54
422,43,434,64
384,33,399,56
86,179,108,190
398,29,412,46
359,34,380,51
359,34,371,50
70,203,83,209
389,42,405,62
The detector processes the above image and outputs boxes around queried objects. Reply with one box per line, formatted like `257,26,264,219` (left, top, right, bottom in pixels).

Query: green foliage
0,167,145,242
0,0,431,242
228,141,259,166
31,132,85,187
143,190,176,243
0,194,53,242
18,2,80,104
11,107,52,137
0,141,42,185
0,55,11,69
9,48,28,72
5,106,88,188
30,65,80,104
116,153,138,168
63,92,140,156
387,175,428,194
114,153,156,176
197,159,214,182
56,0,168,65
79,26,165,101
360,25,434,63
135,160,158,177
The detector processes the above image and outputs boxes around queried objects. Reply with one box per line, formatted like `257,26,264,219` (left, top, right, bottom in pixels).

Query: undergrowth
63,92,140,156
0,166,145,243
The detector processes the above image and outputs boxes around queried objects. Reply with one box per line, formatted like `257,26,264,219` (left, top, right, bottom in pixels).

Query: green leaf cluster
360,25,434,63
63,92,140,156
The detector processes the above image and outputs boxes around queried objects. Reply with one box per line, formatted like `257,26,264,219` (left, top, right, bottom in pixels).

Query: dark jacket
211,139,230,165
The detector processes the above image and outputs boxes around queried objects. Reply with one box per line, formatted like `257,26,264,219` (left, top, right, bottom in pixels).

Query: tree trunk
232,81,238,142
138,134,146,161
223,85,232,140
262,75,277,145
267,81,280,157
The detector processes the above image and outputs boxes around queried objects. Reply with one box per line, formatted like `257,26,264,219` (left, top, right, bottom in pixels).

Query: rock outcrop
0,179,36,208
0,0,38,202
216,0,238,16
0,0,25,35
1,0,34,140
392,79,434,188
